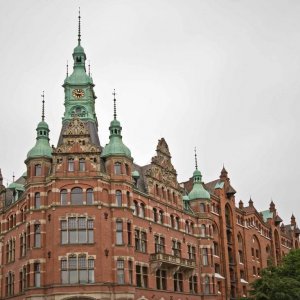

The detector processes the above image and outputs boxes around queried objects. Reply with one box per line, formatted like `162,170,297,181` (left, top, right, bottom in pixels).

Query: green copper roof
101,120,131,158
8,182,25,191
132,170,140,178
215,181,225,189
261,210,273,222
183,195,190,201
27,119,52,159
188,168,210,200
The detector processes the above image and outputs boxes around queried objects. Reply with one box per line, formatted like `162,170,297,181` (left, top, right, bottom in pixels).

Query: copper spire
78,7,81,45
112,89,117,120
41,91,45,121
194,147,198,170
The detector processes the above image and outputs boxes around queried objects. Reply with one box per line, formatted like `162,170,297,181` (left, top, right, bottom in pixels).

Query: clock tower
58,10,100,146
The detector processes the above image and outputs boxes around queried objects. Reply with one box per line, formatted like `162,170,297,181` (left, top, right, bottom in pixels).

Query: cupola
101,90,132,159
188,149,210,201
26,92,52,160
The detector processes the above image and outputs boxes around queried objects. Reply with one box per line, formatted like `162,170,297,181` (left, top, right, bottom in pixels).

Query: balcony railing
150,253,196,269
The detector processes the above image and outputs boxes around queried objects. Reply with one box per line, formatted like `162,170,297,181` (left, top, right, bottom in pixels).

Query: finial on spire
194,147,198,170
12,173,15,182
88,60,91,76
78,7,81,45
41,91,45,121
112,89,117,120
66,60,69,77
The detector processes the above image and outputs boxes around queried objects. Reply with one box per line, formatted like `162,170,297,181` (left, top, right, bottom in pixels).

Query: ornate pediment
63,117,89,136
145,138,180,189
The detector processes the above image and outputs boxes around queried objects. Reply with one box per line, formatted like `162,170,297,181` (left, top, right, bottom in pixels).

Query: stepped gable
145,138,181,191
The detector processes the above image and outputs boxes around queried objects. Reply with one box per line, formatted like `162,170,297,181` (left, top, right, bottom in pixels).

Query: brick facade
0,18,299,300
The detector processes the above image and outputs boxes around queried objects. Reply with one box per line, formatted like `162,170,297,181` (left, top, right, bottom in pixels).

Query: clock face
72,89,85,99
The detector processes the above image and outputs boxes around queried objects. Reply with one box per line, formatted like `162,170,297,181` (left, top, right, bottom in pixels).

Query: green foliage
249,249,300,300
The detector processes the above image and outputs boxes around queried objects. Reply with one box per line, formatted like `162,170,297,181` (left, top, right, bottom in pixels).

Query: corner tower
58,10,99,146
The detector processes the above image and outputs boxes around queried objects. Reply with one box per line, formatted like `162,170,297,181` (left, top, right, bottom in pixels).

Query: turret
101,90,133,179
187,148,210,214
25,92,52,179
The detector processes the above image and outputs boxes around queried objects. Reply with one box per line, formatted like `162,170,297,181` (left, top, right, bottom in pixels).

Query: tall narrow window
60,189,67,205
34,192,41,209
125,164,130,175
86,188,94,205
135,229,147,253
116,260,125,284
128,260,133,284
202,248,209,266
155,235,165,253
116,190,122,207
189,275,198,293
35,164,42,176
127,222,132,245
153,208,158,222
68,158,74,172
71,187,83,205
79,158,85,171
133,201,139,216
204,276,210,294
114,162,121,175
173,272,183,292
34,262,41,287
200,224,206,237
34,224,41,248
172,240,181,257
116,221,123,245
139,203,145,218
136,265,148,287
188,245,196,260
158,210,164,224
156,269,167,290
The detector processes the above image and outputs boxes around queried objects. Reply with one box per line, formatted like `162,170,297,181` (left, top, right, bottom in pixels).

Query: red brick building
0,15,299,300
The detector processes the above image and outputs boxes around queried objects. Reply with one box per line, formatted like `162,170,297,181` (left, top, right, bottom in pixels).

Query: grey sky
1,0,299,223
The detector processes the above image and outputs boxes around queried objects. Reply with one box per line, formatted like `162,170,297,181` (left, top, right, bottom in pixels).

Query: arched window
114,162,121,175
86,189,94,205
185,221,190,233
60,189,67,205
116,220,123,245
190,222,194,234
171,215,175,228
116,190,122,207
35,164,42,176
71,188,83,205
189,275,198,293
68,158,74,172
225,204,232,227
175,217,180,230
200,224,206,237
200,203,205,213
34,192,41,209
79,158,85,171
34,224,41,248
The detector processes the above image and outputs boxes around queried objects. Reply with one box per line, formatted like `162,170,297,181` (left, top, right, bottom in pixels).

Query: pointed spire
239,200,244,209
78,7,81,45
248,197,254,207
41,91,45,121
0,168,3,185
269,200,276,212
220,164,228,180
66,60,69,77
194,147,198,170
12,173,15,182
291,214,296,226
88,60,91,76
113,89,117,120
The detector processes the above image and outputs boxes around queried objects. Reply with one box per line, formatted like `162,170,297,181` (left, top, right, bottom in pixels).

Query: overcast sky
1,0,300,224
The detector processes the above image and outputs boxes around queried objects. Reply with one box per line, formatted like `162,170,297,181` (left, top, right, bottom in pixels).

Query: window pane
78,218,86,229
88,270,94,283
61,270,68,284
79,270,88,283
69,270,77,284
116,232,123,244
69,231,77,243
87,189,94,204
60,190,67,205
68,218,77,229
78,230,86,243
71,188,83,205
88,230,94,243
61,231,68,244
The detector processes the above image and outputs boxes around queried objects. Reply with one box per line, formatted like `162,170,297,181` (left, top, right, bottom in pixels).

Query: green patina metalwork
188,169,210,200
261,210,274,222
27,120,52,159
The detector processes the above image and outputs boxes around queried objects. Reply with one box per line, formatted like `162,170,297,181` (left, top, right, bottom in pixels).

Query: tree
248,249,300,300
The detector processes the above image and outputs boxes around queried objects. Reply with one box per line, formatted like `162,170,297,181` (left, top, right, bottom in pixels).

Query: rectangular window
34,224,41,248
68,159,74,172
188,245,196,260
128,260,133,285
135,229,147,253
116,221,123,245
202,248,209,266
61,218,94,244
156,269,167,290
127,222,132,246
155,235,165,253
34,263,41,287
117,260,125,284
136,265,148,288
174,272,183,292
79,159,85,171
172,240,181,257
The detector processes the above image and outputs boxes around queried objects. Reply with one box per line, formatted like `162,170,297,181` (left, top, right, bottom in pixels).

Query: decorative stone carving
63,117,89,136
